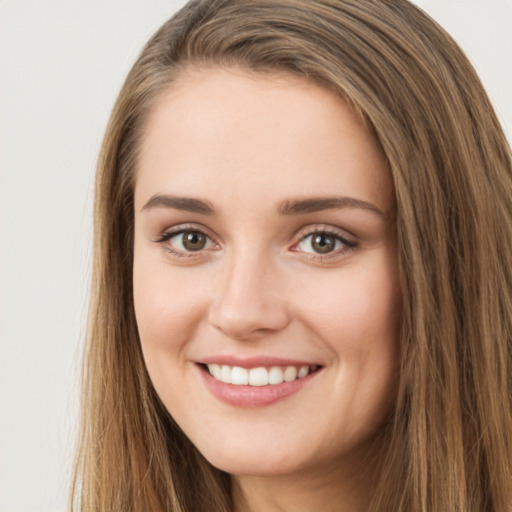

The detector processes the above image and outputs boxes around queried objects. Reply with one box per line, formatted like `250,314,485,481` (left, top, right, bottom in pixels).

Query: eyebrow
141,193,385,218
142,194,215,215
277,196,386,217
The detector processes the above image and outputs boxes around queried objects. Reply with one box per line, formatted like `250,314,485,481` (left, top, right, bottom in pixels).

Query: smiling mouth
202,363,321,386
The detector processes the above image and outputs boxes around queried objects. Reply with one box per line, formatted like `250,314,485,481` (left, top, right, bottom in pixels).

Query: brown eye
299,233,339,254
310,234,336,254
159,228,215,255
181,230,207,251
296,230,355,258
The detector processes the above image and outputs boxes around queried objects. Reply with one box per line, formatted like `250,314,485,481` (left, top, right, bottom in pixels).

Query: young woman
71,1,512,511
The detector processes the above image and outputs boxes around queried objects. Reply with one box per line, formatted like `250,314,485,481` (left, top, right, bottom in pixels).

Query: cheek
300,263,401,349
295,257,401,423
133,256,207,361
132,262,209,416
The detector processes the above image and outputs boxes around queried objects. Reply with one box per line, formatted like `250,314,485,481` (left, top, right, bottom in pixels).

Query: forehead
135,67,393,214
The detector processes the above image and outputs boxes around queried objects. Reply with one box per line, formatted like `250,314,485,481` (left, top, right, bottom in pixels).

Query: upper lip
197,355,323,369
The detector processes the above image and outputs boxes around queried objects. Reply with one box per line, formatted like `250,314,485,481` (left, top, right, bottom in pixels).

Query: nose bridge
208,244,289,339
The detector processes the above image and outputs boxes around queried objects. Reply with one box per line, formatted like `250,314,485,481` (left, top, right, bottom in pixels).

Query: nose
207,251,290,341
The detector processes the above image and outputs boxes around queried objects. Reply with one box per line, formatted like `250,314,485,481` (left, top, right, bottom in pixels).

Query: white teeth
221,365,232,384
231,366,249,385
283,366,298,382
298,365,309,378
249,367,268,386
207,364,314,386
268,367,284,385
209,363,222,380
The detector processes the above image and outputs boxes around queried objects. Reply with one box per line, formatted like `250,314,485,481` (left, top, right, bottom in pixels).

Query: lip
198,355,321,369
196,359,323,408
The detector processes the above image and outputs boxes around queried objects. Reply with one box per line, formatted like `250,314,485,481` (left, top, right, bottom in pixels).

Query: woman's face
133,68,401,479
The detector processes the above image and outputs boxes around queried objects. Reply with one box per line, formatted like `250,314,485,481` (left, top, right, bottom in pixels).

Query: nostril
208,300,291,341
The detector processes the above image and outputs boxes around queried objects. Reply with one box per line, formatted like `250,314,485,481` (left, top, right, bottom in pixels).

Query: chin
207,455,300,478
195,437,306,477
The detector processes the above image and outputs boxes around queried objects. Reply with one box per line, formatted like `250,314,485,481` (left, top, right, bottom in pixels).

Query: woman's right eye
157,228,216,256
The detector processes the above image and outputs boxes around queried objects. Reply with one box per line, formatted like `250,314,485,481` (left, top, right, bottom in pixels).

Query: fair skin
133,67,401,512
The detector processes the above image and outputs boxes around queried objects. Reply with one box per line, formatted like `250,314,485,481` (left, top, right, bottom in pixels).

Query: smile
197,360,323,408
206,364,319,386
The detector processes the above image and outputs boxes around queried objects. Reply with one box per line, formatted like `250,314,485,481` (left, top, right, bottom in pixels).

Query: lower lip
197,365,321,408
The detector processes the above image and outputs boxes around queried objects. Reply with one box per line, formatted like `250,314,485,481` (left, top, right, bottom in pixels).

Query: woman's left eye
295,231,355,256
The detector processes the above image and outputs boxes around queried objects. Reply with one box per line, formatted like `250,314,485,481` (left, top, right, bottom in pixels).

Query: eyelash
154,224,217,258
293,225,357,261
154,224,357,261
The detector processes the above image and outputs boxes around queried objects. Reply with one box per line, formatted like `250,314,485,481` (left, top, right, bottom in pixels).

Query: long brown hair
71,1,512,510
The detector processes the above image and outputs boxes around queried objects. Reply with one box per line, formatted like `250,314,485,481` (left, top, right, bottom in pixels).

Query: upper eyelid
156,223,218,242
293,223,356,242
153,223,357,250
156,222,352,237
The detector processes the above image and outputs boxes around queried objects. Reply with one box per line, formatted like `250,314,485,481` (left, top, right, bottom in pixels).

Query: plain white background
0,1,510,511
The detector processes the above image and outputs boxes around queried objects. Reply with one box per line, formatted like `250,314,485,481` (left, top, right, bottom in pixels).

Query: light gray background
1,1,511,511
